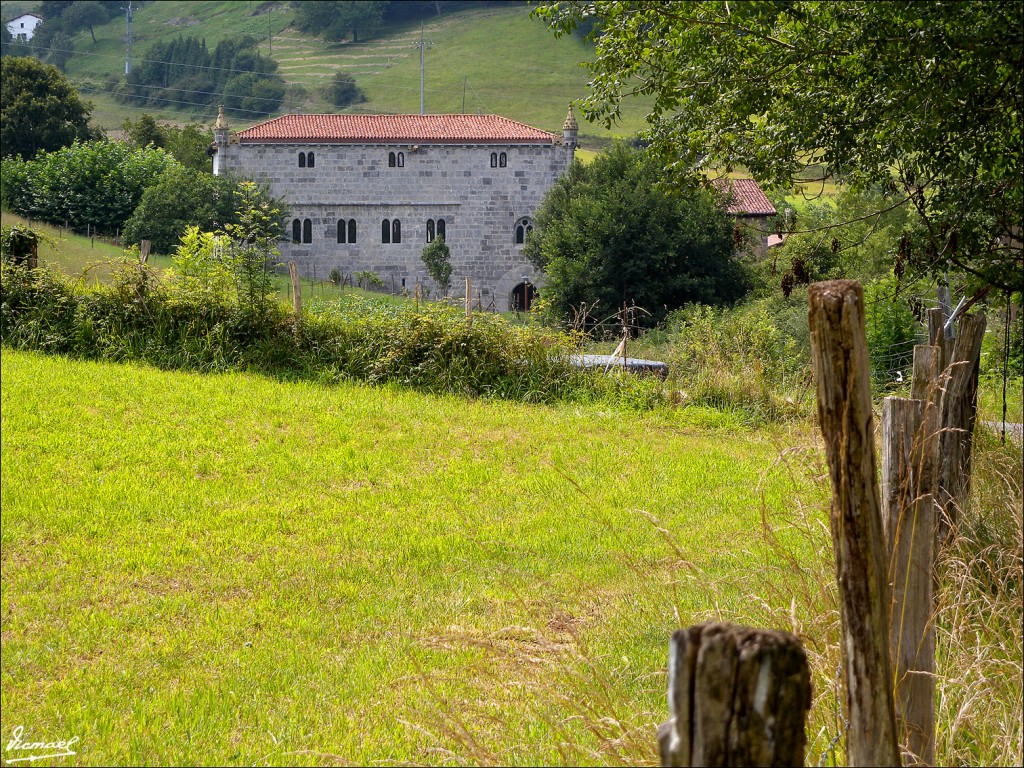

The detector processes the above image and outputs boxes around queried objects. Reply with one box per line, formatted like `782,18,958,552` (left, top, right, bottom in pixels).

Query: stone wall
218,141,572,309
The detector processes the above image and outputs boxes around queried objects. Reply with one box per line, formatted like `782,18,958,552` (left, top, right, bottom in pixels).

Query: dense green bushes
0,260,667,408
1,140,178,235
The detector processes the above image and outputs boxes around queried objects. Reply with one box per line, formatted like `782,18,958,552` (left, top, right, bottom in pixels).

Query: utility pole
414,23,433,114
124,1,133,75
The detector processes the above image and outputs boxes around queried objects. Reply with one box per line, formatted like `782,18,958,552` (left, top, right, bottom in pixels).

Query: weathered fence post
935,313,986,539
881,397,936,766
140,240,151,264
465,276,472,326
808,280,901,767
288,261,301,317
657,622,811,767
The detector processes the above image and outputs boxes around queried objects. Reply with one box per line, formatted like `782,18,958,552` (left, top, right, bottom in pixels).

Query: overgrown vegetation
525,142,749,327
0,257,668,409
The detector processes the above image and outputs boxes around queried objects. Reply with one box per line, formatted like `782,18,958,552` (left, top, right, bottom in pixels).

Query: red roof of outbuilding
234,114,558,144
712,178,777,217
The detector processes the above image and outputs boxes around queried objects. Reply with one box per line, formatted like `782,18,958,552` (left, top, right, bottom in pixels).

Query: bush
1,139,179,235
326,72,366,108
0,260,669,410
660,302,810,421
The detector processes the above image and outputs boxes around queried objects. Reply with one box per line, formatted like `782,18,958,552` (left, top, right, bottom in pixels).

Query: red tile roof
712,178,777,217
235,114,558,145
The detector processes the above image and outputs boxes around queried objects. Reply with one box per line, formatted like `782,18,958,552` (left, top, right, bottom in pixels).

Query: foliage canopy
0,56,96,160
535,1,1023,292
524,142,748,326
0,140,178,234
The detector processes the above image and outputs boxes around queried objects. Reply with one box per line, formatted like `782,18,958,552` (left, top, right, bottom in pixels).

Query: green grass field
47,1,652,146
0,349,822,765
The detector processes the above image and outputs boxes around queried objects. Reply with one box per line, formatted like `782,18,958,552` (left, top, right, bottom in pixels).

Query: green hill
14,0,652,146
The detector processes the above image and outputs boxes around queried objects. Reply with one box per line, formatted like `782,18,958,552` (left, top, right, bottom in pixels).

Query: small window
499,152,507,168
337,219,346,243
392,219,401,244
388,152,396,168
292,219,301,243
437,218,445,241
426,219,435,243
396,152,404,168
302,219,312,243
515,217,533,245
382,219,391,244
348,219,357,244
490,152,498,168
307,151,315,168
298,152,306,168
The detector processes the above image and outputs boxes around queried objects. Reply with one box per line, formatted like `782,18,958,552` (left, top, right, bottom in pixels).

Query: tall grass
0,260,667,409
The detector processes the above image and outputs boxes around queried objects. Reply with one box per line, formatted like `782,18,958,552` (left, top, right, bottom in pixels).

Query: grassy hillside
41,1,651,144
0,348,820,765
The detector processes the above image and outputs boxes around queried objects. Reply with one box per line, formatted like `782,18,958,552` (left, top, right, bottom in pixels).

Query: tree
123,166,246,255
47,31,75,71
64,1,108,44
524,142,748,326
326,72,366,108
535,1,1023,293
295,1,386,43
421,235,452,294
1,139,178,234
0,57,95,159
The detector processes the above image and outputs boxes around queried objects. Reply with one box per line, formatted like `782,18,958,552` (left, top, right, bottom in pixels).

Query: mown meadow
1,348,822,765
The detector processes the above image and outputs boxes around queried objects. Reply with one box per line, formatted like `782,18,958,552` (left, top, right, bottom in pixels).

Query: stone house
712,177,778,257
211,107,578,310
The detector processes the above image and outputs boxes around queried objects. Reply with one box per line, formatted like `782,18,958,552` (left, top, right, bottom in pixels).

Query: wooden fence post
657,622,811,767
140,240,151,264
465,276,472,326
881,397,936,766
926,308,951,373
935,313,986,539
808,280,901,767
288,261,301,317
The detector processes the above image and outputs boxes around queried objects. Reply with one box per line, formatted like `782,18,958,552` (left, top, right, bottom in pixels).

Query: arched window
382,219,391,243
392,219,401,243
337,219,346,243
388,152,396,168
347,219,357,244
426,219,435,243
396,152,405,168
307,151,315,168
499,152,507,168
490,152,498,168
298,152,306,168
437,218,446,241
515,217,533,245
292,219,301,243
302,219,312,243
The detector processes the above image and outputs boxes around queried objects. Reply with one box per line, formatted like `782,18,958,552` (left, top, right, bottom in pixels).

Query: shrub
0,261,669,410
326,72,366,108
1,140,178,235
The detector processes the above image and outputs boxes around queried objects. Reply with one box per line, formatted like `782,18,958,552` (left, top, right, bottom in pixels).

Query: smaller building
5,12,43,41
713,177,778,257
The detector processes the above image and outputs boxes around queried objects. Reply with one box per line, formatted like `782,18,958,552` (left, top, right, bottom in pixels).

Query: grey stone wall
217,141,572,309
